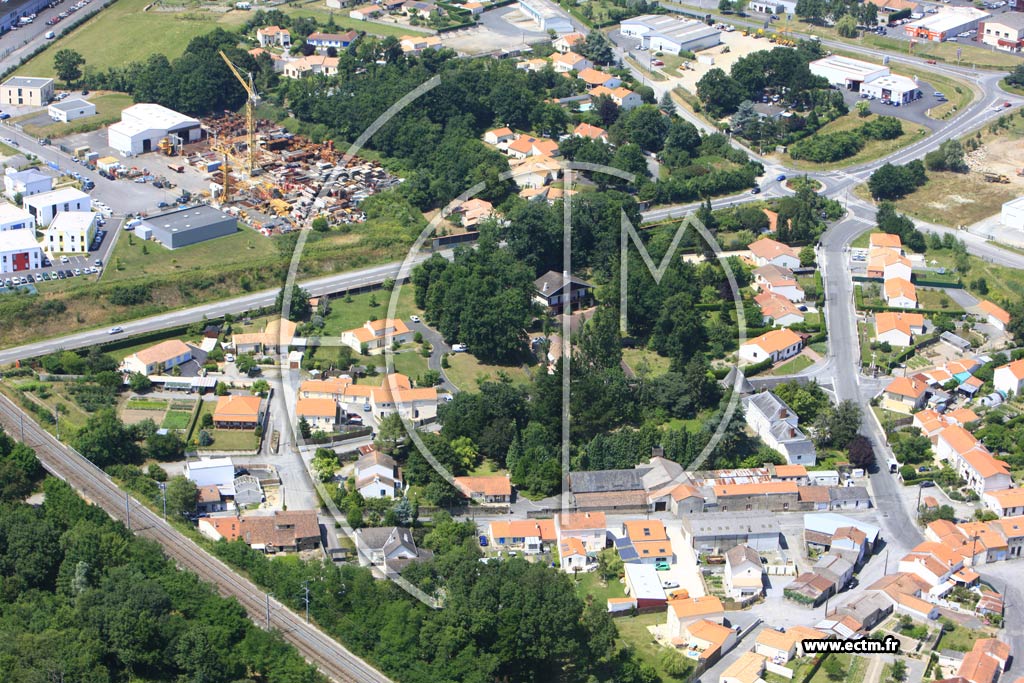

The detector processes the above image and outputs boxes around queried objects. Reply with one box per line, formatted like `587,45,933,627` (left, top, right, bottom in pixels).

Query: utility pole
125,492,131,530
301,580,311,624
158,482,167,520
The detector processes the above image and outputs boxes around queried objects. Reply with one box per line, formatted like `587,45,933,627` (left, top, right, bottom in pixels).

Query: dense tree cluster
796,0,878,24
788,116,903,163
876,202,927,253
0,478,322,682
868,160,927,200
923,138,968,173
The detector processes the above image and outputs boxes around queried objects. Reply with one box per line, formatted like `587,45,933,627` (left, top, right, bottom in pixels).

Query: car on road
661,580,680,589
1005,101,1012,107
925,59,936,64
750,187,760,194
654,561,670,571
410,315,421,323
108,326,123,334
363,403,372,411
452,343,468,352
920,480,935,487
776,174,786,182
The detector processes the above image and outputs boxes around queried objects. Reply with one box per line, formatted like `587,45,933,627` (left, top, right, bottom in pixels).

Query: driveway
406,318,457,393
666,522,707,598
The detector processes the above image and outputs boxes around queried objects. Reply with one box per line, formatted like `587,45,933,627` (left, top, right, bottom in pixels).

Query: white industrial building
0,203,35,232
809,55,890,91
47,98,96,123
24,188,91,227
904,7,989,41
0,229,43,273
4,167,52,201
185,458,236,487
516,0,573,34
1001,196,1024,231
749,0,797,13
44,211,95,254
619,14,722,53
859,73,921,104
108,103,202,157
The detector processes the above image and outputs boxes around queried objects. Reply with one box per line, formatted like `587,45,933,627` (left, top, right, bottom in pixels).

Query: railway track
0,394,392,683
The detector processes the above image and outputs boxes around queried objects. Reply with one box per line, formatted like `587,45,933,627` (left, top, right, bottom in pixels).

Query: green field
770,354,813,376
388,350,429,379
444,352,534,391
19,92,134,139
622,347,671,378
161,410,192,430
779,113,930,171
286,2,430,38
320,288,419,337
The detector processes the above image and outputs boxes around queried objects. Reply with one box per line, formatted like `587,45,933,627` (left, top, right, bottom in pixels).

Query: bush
198,430,213,447
789,130,864,162
107,284,152,306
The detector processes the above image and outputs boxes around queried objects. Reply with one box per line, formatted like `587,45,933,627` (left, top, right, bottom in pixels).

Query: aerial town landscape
6,0,1024,680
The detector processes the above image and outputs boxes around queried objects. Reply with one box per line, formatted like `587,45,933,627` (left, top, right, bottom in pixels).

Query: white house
978,300,1010,332
753,264,805,302
0,203,34,232
884,277,918,309
590,85,642,110
553,32,585,52
747,237,800,269
339,318,413,355
875,311,925,348
983,488,1024,517
742,391,817,466
555,511,607,554
559,537,591,572
724,545,764,600
994,358,1024,397
340,374,438,424
739,328,803,365
23,187,90,227
4,167,52,201
295,398,337,432
484,127,516,147
44,210,95,254
121,339,193,375
551,51,592,73
755,291,804,327
256,25,291,48
354,449,402,499
0,229,42,274
489,518,556,553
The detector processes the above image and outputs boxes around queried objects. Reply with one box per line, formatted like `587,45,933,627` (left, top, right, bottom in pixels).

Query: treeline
788,115,903,163
0,478,323,682
210,513,661,683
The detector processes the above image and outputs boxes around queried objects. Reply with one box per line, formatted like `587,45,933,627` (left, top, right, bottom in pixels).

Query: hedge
742,357,774,377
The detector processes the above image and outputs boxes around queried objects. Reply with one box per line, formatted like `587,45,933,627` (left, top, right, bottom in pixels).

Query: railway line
0,394,392,683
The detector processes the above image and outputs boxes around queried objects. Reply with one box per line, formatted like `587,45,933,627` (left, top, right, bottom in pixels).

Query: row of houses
297,371,438,427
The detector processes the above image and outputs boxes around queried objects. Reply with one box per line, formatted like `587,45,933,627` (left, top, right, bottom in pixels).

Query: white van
44,30,54,39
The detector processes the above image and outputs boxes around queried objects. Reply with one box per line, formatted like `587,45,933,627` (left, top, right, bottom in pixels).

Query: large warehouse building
142,205,237,250
619,14,722,53
904,7,989,41
108,103,202,157
809,55,890,91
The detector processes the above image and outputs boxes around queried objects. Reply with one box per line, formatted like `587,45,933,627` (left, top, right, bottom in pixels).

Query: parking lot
840,81,946,129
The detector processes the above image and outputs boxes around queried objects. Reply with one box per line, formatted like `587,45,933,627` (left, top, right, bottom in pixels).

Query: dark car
57,271,65,279
750,186,761,194
776,174,786,182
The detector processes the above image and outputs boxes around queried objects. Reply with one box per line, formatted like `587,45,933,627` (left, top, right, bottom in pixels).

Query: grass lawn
125,398,168,411
928,248,1024,302
286,2,429,38
388,350,429,379
200,428,260,452
917,288,962,311
467,458,506,476
0,379,92,435
614,612,692,682
443,352,534,391
320,288,419,337
810,341,827,354
161,410,192,430
779,113,929,171
107,224,277,282
573,570,625,604
859,320,876,365
939,624,985,652
622,347,672,378
809,654,866,683
15,0,251,80
891,171,1021,227
19,92,133,139
771,354,813,376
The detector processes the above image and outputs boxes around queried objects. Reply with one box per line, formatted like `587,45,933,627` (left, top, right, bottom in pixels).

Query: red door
11,252,29,272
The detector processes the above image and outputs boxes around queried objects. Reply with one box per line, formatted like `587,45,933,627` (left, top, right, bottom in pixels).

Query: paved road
0,392,391,683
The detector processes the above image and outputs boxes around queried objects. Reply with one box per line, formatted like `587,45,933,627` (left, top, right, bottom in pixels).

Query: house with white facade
747,237,800,269
994,358,1024,397
340,318,413,355
555,511,607,554
752,264,805,302
739,329,803,365
724,544,764,599
353,447,403,499
742,391,817,466
121,339,193,375
3,168,51,201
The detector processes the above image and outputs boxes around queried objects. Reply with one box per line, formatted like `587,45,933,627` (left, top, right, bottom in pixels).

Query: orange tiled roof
213,394,262,423
668,595,724,619
876,311,924,336
295,398,337,418
748,237,798,261
559,511,606,531
744,328,802,355
885,277,917,301
885,376,927,399
869,232,902,249
453,475,511,497
130,339,191,366
979,300,1010,325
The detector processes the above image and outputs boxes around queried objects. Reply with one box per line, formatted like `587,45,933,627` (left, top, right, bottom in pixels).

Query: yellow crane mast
219,50,260,176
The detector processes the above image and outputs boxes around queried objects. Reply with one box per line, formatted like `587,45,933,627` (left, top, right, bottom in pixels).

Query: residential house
678,619,736,664
813,552,854,588
354,526,433,571
283,55,340,79
403,1,441,19
560,537,590,572
511,154,562,189
399,34,442,55
666,596,725,640
506,134,559,159
867,248,912,280
196,485,226,514
624,563,669,609
568,469,647,510
957,638,1010,683
993,516,1024,559
305,31,357,52
340,373,438,423
827,590,893,631
753,625,827,664
461,1,484,14
747,237,800,269
983,488,1024,517
256,25,291,47
881,376,929,414
299,376,353,400
785,571,836,605
198,516,242,542
752,264,805,302
724,544,764,599
231,317,297,355
936,425,1012,495
755,291,805,327
453,475,512,503
349,3,383,18
551,51,592,72
804,513,880,554
488,518,556,553
576,67,621,89
483,127,516,147
884,277,918,309
829,487,872,510
875,311,925,347
556,511,607,553
590,85,642,110
354,447,402,499
993,358,1024,397
978,300,1010,331
742,391,817,466
212,395,264,430
553,32,585,52
238,510,321,553
619,519,674,565
714,481,799,512
898,541,965,588
573,121,608,142
869,232,903,252
669,483,705,515
121,339,192,375
533,270,593,312
719,652,767,683
868,573,938,620
339,318,413,355
738,328,803,365
295,398,337,432
185,458,236,488
516,57,549,72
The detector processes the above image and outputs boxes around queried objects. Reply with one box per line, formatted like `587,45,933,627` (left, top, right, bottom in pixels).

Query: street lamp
158,482,167,520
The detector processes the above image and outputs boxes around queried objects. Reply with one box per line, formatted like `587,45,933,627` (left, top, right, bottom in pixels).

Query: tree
696,68,746,118
73,410,142,468
165,476,198,517
146,432,185,462
836,14,858,37
311,216,329,232
275,284,312,322
579,30,613,65
311,448,339,482
375,412,405,454
731,100,760,139
847,434,876,470
1009,63,1024,88
298,417,311,439
868,162,927,200
823,656,845,682
128,372,151,393
197,429,213,447
54,49,85,85
799,245,816,267
890,659,907,682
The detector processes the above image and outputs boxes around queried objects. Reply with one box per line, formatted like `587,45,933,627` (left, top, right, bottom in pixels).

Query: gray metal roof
143,204,234,234
569,469,644,493
2,76,52,88
49,98,93,112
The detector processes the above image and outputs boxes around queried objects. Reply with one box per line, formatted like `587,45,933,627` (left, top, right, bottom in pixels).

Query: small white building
47,98,96,123
4,167,53,201
809,55,890,90
0,228,42,273
108,103,202,157
44,210,95,254
994,358,1024,397
859,74,921,104
23,187,90,227
353,448,403,499
0,202,35,232
184,458,235,487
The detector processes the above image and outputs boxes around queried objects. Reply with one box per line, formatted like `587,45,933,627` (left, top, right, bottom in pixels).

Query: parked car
224,353,235,362
479,536,489,547
410,315,421,323
452,343,468,352
654,561,670,571
662,580,680,589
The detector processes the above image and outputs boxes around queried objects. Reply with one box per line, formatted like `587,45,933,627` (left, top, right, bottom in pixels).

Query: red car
1005,101,1012,108
925,59,936,64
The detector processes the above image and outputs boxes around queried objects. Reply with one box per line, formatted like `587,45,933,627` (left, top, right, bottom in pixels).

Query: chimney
652,446,664,458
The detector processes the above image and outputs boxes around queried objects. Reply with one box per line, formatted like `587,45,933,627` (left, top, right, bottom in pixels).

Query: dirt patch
671,32,781,95
121,407,168,425
964,140,1024,187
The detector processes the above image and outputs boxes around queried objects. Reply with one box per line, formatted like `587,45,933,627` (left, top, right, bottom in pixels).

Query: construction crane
219,50,260,175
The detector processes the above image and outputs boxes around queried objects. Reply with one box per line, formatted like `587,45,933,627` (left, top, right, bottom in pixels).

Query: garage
47,98,96,123
108,103,202,157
